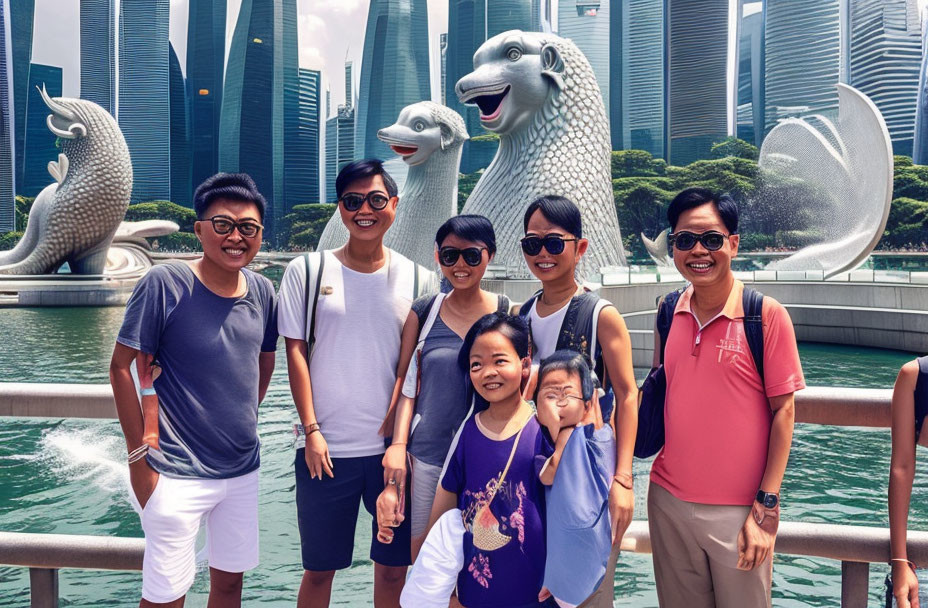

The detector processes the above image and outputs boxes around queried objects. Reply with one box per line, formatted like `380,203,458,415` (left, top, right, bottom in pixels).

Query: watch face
762,494,778,508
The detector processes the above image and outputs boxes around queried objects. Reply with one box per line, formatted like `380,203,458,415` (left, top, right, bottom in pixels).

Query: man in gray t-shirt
110,173,277,608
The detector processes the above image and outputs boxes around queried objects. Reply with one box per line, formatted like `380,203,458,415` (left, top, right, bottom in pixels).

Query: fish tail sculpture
642,228,672,268
0,86,133,275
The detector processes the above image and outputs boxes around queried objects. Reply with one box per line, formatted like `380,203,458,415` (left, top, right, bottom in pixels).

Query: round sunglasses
439,246,486,267
339,192,391,212
203,215,263,238
668,231,730,251
520,235,578,256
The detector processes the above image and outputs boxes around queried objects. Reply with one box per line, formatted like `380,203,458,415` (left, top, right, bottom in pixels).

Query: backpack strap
741,286,765,384
914,357,928,442
302,252,325,351
656,290,683,364
496,294,511,314
518,290,544,319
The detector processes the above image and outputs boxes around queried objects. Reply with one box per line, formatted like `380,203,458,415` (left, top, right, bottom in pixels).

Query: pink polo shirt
650,280,805,506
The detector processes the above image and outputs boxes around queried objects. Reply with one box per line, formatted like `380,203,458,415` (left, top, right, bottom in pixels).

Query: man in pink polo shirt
647,188,805,608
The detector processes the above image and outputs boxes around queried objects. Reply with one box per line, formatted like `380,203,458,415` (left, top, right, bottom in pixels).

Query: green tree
281,203,337,250
611,149,666,178
458,170,482,212
14,196,34,232
0,231,23,251
878,197,928,249
710,137,759,161
125,201,197,232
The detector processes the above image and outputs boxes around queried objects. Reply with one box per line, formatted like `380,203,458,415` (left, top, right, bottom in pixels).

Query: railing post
29,567,59,608
840,561,869,608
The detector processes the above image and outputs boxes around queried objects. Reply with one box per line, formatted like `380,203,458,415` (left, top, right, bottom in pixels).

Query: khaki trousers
647,482,772,608
576,544,621,607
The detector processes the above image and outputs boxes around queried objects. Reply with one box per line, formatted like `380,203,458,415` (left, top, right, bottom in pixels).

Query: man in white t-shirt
278,159,436,608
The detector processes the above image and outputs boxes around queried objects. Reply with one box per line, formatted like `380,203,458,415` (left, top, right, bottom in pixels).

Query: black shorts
294,449,412,571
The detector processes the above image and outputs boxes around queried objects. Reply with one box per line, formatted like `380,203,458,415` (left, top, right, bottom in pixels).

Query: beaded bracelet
127,443,149,464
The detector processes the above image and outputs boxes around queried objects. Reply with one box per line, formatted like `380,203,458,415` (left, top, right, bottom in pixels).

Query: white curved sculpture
642,228,672,267
457,30,625,279
317,102,468,266
760,84,893,278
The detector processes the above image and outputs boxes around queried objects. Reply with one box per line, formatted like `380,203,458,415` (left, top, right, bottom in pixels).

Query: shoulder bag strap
741,286,765,384
487,415,531,504
303,252,325,350
657,290,682,364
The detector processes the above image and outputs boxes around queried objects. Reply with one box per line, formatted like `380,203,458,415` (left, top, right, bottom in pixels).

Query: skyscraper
169,43,191,206
119,0,170,203
344,61,353,108
325,104,356,203
849,0,922,157
0,0,14,232
440,33,448,105
764,0,842,134
10,0,33,195
80,0,115,115
355,0,430,161
220,0,300,241
737,2,764,147
285,68,322,206
22,63,61,197
665,0,730,165
610,0,665,156
446,0,534,172
557,0,610,117
186,0,226,190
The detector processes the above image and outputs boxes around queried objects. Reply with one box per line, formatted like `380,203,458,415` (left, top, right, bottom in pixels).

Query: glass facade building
355,0,430,162
0,0,14,231
446,0,534,172
557,0,610,117
325,106,356,204
169,43,191,206
219,0,299,241
665,0,730,166
737,3,765,146
118,0,170,204
22,63,61,197
186,0,225,191
11,0,32,194
610,0,664,157
79,0,115,115
764,0,842,134
849,0,922,157
285,68,322,206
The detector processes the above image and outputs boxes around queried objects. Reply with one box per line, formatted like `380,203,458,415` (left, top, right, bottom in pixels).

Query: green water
0,307,922,607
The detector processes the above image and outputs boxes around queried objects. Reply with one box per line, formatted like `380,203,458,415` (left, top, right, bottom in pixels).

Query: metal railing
0,383,910,606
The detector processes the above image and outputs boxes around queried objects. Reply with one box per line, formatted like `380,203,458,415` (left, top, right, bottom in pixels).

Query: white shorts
128,469,260,604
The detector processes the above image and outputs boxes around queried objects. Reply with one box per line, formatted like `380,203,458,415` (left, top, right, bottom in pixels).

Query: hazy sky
28,0,928,106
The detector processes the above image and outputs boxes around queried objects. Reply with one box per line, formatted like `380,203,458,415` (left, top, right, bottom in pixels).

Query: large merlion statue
317,101,468,266
0,87,133,275
457,31,625,279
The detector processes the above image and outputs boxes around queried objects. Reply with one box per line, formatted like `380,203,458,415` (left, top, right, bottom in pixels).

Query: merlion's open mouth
467,86,510,121
390,144,419,157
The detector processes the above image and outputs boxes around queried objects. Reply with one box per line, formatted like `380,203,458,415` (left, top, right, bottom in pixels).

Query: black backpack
634,286,766,459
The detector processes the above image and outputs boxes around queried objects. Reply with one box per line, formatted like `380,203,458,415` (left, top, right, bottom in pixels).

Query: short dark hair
435,214,497,256
536,350,595,402
193,173,267,221
458,312,531,374
523,195,583,238
335,159,398,200
667,187,739,234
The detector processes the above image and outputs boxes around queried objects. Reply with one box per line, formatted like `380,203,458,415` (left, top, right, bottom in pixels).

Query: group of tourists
107,160,922,608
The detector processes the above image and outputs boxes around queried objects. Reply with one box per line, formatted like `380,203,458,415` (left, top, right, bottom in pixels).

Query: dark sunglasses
439,246,486,267
339,192,391,212
204,215,263,238
520,235,578,256
668,230,730,251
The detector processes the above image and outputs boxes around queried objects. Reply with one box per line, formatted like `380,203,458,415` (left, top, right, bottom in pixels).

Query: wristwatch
755,490,779,509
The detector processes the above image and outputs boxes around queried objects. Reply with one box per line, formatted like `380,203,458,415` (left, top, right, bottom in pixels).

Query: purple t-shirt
117,263,278,479
441,414,552,608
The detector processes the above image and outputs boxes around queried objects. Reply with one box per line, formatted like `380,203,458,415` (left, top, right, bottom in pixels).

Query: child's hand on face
375,484,403,544
535,390,561,439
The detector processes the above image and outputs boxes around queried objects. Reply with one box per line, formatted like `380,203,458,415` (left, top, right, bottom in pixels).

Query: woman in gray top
380,215,510,558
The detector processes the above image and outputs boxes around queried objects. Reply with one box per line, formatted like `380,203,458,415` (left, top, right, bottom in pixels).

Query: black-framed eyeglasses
203,215,263,238
520,235,579,256
339,191,391,212
539,388,586,407
668,230,730,252
439,246,486,267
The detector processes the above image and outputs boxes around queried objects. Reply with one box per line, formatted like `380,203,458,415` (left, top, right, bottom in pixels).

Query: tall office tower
557,0,610,117
10,0,33,195
915,16,928,163
0,0,13,231
186,0,226,190
665,0,730,165
80,0,115,114
22,63,61,197
737,2,765,147
446,0,534,172
220,0,300,241
285,68,322,206
440,33,448,105
355,0,430,161
344,61,353,108
532,0,555,31
325,103,356,203
764,0,841,134
848,0,922,157
610,0,665,156
169,44,191,206
119,0,170,203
